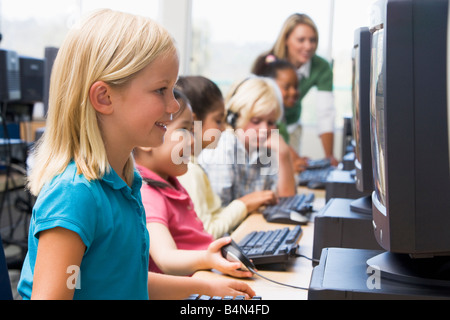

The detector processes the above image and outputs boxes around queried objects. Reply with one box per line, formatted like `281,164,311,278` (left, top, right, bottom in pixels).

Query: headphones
226,109,239,129
226,76,254,129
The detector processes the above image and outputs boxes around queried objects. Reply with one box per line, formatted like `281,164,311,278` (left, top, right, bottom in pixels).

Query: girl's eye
156,87,167,95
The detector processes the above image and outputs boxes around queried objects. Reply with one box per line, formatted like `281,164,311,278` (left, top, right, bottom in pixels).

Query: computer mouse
221,239,256,272
266,209,309,225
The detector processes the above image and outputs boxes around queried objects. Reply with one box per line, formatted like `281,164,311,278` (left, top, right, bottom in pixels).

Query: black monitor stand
349,195,372,215
367,251,450,287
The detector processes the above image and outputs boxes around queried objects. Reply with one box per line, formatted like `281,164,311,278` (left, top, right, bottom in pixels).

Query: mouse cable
295,253,313,261
248,267,308,291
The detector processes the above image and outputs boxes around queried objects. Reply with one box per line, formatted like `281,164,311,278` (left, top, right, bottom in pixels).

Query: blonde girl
199,76,296,206
18,9,254,300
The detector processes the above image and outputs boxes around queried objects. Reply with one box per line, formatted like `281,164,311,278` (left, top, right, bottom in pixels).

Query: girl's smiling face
108,52,180,151
148,103,194,180
275,68,299,108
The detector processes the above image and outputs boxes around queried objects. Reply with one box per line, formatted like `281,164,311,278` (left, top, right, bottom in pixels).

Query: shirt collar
297,59,311,80
102,165,142,195
136,164,189,201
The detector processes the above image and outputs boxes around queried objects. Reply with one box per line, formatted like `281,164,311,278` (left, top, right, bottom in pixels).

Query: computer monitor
367,0,450,284
350,27,373,214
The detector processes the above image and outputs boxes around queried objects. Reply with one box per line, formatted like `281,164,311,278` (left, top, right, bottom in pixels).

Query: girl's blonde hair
225,76,283,129
28,9,177,195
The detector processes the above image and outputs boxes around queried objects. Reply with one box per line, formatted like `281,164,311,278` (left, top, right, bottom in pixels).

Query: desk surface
193,188,325,300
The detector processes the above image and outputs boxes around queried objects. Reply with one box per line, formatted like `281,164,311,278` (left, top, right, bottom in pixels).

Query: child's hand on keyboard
203,278,256,300
239,190,278,213
206,237,254,278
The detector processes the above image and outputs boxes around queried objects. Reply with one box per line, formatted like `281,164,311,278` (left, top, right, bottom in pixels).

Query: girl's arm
148,272,256,300
320,132,339,166
31,227,86,300
147,222,252,278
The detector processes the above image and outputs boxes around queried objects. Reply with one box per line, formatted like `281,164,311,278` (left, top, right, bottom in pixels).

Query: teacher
252,13,338,166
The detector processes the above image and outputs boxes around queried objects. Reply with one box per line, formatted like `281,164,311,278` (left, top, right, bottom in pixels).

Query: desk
193,188,325,300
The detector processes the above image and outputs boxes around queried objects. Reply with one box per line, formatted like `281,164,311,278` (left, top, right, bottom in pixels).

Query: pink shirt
137,165,214,274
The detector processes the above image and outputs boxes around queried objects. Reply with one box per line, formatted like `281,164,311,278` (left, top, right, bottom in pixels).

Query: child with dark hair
134,89,255,299
176,76,277,239
254,58,309,172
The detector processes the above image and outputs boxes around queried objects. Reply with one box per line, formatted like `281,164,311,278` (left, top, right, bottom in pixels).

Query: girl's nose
168,96,180,116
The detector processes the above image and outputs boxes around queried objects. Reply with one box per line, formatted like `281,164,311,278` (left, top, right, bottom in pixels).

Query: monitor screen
350,27,373,214
352,38,361,170
352,27,373,195
370,27,386,212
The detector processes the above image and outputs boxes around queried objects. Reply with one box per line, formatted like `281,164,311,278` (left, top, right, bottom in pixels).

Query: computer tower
325,170,370,203
19,56,44,103
312,198,382,264
309,248,450,300
43,47,59,117
0,49,21,102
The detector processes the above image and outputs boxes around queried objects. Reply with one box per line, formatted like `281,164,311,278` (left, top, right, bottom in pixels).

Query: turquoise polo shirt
18,161,149,300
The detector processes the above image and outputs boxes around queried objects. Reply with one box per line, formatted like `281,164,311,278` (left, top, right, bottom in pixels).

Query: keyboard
298,166,334,189
185,294,262,300
262,193,314,224
237,225,302,266
306,158,331,170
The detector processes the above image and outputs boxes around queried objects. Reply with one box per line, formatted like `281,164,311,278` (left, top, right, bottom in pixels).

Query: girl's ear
90,81,113,115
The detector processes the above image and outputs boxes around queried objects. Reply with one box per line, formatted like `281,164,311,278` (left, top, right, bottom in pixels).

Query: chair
0,233,13,300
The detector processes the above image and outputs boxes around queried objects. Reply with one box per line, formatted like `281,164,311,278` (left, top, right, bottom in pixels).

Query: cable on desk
248,267,308,291
296,253,313,261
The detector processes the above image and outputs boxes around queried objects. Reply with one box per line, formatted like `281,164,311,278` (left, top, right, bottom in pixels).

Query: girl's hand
206,237,254,278
239,190,278,213
205,278,256,299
